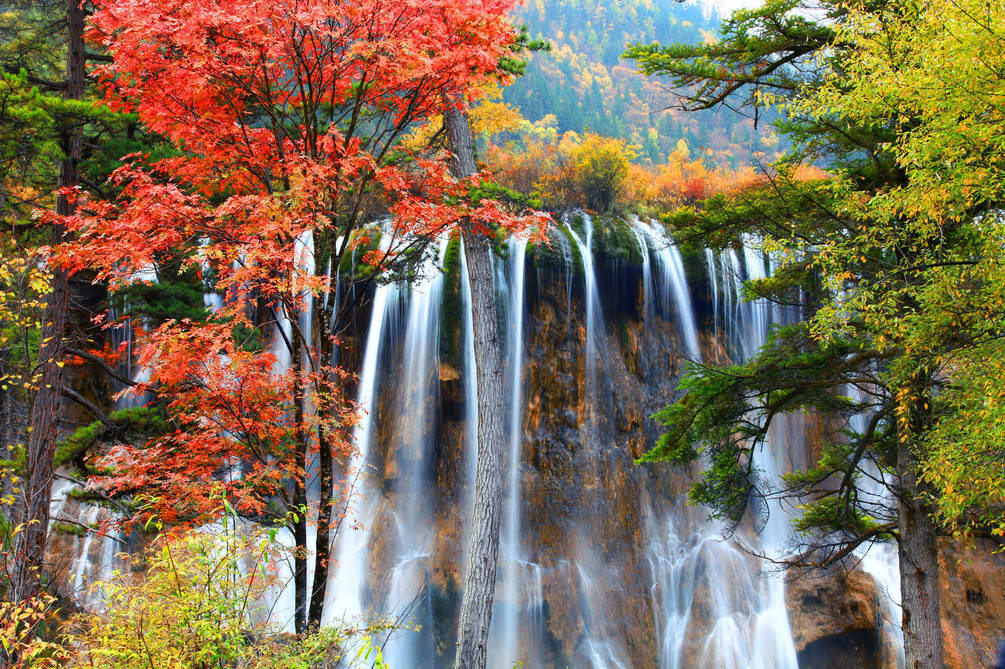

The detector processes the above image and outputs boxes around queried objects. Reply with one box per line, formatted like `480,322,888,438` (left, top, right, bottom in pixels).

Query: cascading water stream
630,217,654,332
705,248,719,339
46,277,155,609
564,214,636,666
459,240,479,549
565,213,606,395
488,237,542,669
859,535,905,669
642,235,799,669
737,238,799,669
847,386,906,668
718,247,745,359
262,228,323,632
635,219,701,362
380,236,450,668
323,277,401,625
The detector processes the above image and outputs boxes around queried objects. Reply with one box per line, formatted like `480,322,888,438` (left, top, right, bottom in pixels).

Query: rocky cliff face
783,539,1005,669
354,216,1005,668
47,215,1005,668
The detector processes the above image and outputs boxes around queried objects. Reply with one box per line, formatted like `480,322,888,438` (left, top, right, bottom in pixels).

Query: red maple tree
53,0,545,630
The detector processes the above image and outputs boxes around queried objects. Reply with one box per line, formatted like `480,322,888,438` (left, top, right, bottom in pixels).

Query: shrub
69,521,393,668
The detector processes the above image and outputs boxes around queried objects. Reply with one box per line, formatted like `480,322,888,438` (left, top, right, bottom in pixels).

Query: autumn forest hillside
504,0,778,165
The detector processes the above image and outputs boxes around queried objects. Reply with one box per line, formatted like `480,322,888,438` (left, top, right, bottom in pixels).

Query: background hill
502,0,779,166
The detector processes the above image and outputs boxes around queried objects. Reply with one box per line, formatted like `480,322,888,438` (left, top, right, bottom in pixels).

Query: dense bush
61,520,393,668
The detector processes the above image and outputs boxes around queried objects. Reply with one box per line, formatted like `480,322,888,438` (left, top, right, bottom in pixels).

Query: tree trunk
444,106,507,669
896,437,944,669
9,0,85,606
9,269,69,605
291,329,309,634
308,326,335,626
307,430,332,626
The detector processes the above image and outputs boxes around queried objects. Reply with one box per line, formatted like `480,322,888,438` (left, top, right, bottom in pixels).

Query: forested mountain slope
503,0,777,165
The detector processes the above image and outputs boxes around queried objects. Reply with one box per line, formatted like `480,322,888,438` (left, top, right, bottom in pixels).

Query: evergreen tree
624,0,1005,665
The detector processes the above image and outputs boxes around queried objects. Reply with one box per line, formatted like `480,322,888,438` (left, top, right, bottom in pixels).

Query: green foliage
0,0,129,214
625,0,833,113
55,406,169,475
503,0,773,165
629,0,892,564
921,338,1005,536
646,323,871,526
590,214,643,265
69,523,396,668
527,223,582,274
792,496,889,538
0,70,62,208
439,233,464,367
113,263,209,328
469,179,542,211
497,24,551,77
783,0,1005,536
642,0,1005,564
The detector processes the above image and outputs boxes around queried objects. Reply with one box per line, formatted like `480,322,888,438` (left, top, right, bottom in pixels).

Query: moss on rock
592,214,644,266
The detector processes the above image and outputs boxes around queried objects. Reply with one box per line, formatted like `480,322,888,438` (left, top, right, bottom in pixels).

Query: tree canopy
630,0,1005,665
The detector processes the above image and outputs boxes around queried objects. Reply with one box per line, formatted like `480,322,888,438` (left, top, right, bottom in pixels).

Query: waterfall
562,214,630,667
718,247,746,359
295,230,315,373
50,475,126,611
259,228,323,632
848,386,906,668
635,220,701,361
323,277,401,625
380,236,450,668
859,539,905,669
642,236,799,669
63,215,859,668
459,240,479,549
565,213,606,394
646,509,785,669
46,283,151,610
705,248,719,338
631,216,654,330
740,238,799,669
488,237,540,669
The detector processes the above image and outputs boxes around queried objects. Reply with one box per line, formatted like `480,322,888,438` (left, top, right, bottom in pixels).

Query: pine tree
622,0,1005,664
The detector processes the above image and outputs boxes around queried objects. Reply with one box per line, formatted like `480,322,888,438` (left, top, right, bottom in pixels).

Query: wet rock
782,539,1005,669
940,538,1005,668
798,629,880,669
785,565,879,662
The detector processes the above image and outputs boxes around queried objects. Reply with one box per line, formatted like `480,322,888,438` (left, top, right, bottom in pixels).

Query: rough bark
307,430,333,626
445,106,508,669
308,325,335,626
8,0,84,606
897,437,944,669
291,330,308,634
